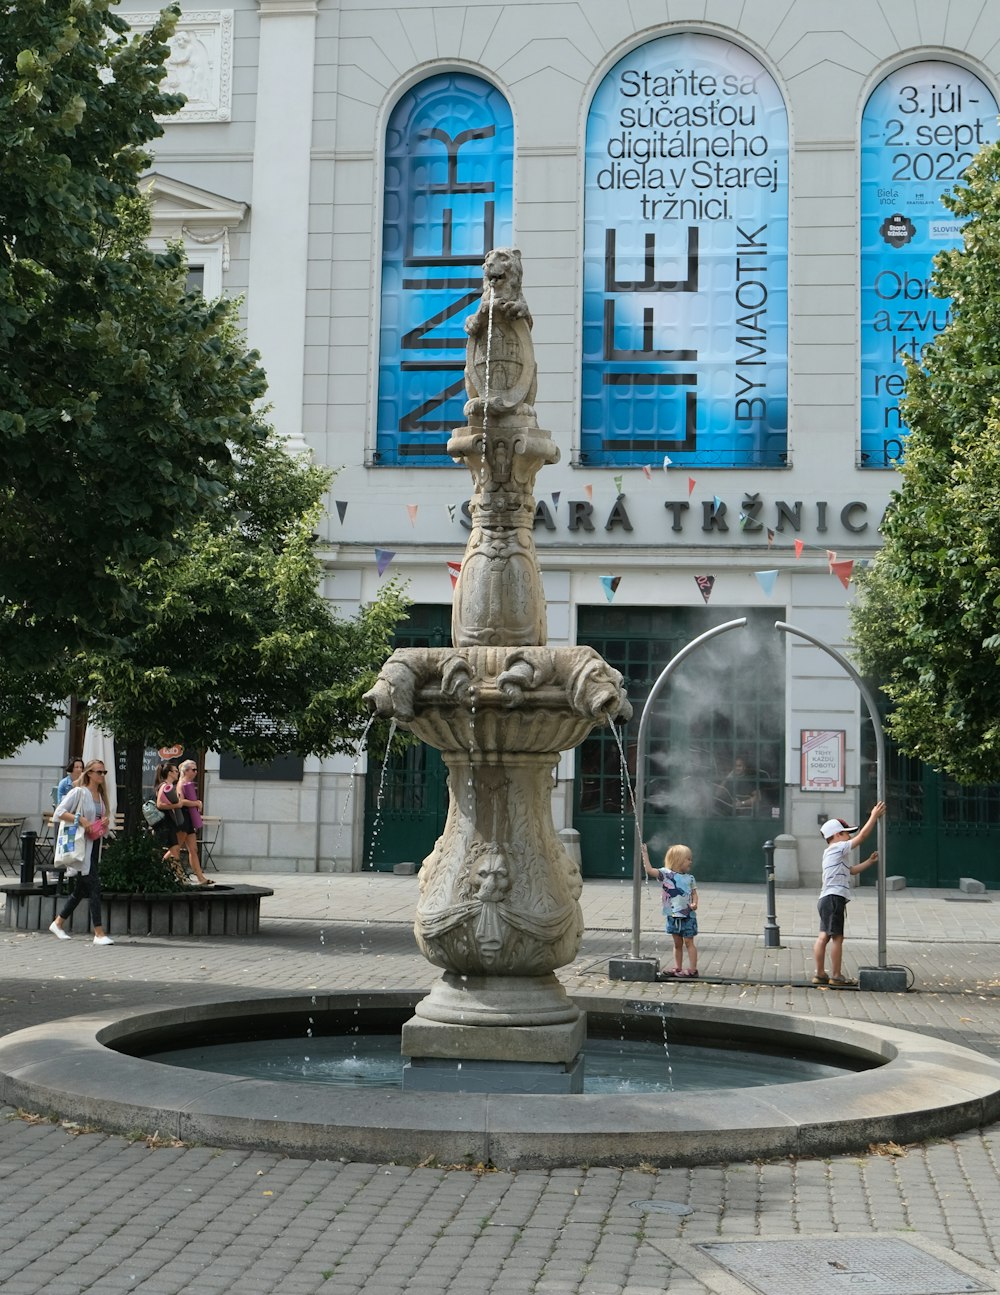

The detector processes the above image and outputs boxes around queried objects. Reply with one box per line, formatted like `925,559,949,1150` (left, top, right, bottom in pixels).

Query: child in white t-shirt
813,801,885,986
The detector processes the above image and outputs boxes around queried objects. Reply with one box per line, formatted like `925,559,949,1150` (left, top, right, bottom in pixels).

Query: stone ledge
1,883,274,938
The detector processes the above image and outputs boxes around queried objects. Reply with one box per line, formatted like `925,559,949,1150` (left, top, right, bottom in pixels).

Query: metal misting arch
628,618,889,970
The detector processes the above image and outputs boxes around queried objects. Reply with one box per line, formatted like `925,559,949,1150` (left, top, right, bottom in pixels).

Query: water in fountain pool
144,1034,849,1094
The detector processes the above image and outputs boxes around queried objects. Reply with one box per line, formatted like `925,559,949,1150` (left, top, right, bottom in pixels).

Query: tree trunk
123,739,145,834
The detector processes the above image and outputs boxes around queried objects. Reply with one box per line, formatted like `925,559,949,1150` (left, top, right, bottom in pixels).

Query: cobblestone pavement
1,873,999,1294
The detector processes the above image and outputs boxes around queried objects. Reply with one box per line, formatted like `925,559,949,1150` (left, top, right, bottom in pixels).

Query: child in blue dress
642,842,699,978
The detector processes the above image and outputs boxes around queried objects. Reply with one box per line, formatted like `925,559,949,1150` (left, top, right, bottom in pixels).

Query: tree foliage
0,1,267,671
851,139,1000,783
79,435,408,765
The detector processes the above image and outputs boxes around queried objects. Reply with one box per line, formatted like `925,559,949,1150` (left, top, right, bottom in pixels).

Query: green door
363,605,450,871
574,606,786,881
861,734,1000,888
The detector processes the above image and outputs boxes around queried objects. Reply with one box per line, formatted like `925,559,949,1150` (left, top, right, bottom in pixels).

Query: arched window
376,73,514,466
582,34,788,468
859,63,998,467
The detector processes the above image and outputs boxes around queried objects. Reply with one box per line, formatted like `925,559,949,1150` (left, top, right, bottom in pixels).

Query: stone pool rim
1,991,998,1168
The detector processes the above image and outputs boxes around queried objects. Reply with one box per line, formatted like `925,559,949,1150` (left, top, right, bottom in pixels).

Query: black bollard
763,839,781,948
19,830,37,885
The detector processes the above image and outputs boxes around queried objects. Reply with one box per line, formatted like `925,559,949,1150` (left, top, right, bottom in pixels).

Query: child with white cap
813,801,886,986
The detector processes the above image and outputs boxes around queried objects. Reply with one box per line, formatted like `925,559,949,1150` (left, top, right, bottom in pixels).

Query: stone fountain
364,248,631,1093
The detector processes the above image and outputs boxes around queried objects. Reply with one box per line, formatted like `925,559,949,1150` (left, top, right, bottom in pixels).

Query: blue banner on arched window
376,74,514,466
860,63,998,468
581,34,788,468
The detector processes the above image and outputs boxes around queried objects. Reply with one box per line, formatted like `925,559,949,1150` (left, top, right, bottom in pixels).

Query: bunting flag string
767,528,775,546
600,575,622,602
831,558,854,589
826,549,837,571
794,538,805,558
662,455,672,470
694,574,715,604
406,504,418,527
375,548,395,577
613,474,623,496
687,476,696,497
335,500,348,524
551,491,561,508
584,484,593,501
642,465,653,479
754,569,779,597
446,560,462,588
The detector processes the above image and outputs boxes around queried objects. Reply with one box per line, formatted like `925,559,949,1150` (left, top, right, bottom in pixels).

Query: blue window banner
860,63,999,468
582,34,788,468
376,74,514,466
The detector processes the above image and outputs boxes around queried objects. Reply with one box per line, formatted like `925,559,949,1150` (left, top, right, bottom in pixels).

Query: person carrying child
813,801,886,986
641,842,699,978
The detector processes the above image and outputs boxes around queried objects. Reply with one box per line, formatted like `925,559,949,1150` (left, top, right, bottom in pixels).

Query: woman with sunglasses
49,759,113,945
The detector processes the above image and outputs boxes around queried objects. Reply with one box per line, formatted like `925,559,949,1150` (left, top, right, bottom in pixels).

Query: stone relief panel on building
128,10,234,122
581,33,789,469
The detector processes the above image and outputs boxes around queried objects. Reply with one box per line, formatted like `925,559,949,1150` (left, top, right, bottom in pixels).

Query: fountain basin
1,991,998,1168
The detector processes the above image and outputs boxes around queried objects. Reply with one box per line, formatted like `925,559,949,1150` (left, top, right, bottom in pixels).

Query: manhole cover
696,1238,992,1295
629,1198,693,1216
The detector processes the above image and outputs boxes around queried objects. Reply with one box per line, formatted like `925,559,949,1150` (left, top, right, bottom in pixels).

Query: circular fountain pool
140,1028,855,1094
0,991,998,1168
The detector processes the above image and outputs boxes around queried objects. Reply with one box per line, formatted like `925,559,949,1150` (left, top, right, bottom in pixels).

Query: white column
247,0,318,454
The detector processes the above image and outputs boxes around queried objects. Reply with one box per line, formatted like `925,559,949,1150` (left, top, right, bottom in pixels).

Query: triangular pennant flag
831,558,854,590
447,503,457,523
446,560,462,588
826,549,837,571
794,539,804,558
713,495,723,512
551,491,560,508
584,484,593,501
662,456,672,470
754,569,779,597
335,500,348,524
688,476,696,497
613,474,623,496
767,528,775,546
738,512,749,531
694,574,715,604
600,575,622,602
642,465,653,479
375,548,395,577
406,504,418,527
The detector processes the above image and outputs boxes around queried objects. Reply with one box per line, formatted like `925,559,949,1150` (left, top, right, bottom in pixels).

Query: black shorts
817,893,847,937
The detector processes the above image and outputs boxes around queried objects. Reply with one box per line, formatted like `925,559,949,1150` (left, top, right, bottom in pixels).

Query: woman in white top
49,759,114,945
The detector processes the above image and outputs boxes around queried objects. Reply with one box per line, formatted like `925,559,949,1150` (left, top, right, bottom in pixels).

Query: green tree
1,1,267,679
851,139,1000,783
77,435,408,826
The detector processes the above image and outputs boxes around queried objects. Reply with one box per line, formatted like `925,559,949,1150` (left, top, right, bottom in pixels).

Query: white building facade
6,0,1000,888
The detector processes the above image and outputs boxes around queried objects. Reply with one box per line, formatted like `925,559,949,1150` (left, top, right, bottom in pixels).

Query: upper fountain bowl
364,644,631,755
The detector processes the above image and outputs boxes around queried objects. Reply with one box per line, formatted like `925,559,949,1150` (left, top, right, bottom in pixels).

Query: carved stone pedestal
401,977,586,1092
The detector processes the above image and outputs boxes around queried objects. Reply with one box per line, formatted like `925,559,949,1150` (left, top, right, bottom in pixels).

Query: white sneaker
49,921,71,941
93,935,114,946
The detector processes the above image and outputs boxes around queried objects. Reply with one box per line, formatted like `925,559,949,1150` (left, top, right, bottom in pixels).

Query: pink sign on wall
800,730,845,792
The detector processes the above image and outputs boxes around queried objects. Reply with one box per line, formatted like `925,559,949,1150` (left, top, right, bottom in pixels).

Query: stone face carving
365,251,630,1052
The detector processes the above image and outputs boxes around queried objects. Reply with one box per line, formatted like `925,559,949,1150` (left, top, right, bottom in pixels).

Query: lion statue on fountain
462,248,537,420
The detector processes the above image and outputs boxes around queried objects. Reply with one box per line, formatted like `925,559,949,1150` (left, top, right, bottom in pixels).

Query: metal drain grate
696,1238,992,1295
